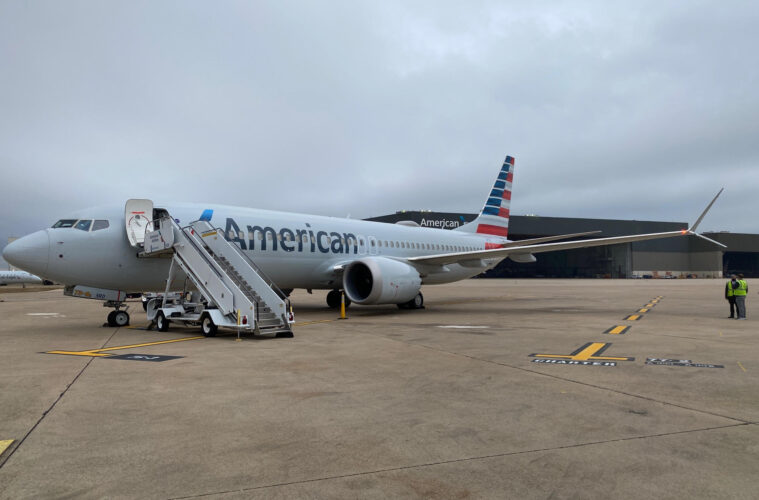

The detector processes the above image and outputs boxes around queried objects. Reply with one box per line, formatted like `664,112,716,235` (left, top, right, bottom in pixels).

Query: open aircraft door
125,199,154,248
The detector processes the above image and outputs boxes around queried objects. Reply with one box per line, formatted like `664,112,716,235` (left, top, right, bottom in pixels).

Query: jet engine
343,257,422,305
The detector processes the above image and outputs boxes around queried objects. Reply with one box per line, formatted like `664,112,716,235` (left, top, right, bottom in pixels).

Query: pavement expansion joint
167,422,753,500
0,328,121,469
359,332,751,425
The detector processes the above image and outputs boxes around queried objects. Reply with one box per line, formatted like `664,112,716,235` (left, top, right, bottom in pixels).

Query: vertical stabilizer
455,155,514,238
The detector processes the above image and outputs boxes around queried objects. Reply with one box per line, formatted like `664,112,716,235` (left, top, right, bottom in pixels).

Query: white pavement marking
437,325,490,329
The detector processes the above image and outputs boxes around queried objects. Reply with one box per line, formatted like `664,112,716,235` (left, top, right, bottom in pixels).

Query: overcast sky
1,0,757,265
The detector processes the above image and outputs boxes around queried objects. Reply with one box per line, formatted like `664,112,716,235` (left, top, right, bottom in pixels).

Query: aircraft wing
409,189,726,267
409,230,690,266
493,230,600,248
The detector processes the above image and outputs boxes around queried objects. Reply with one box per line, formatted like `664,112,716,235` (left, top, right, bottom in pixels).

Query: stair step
258,320,284,327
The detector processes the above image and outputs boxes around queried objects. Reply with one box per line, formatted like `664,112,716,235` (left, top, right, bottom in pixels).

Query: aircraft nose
2,230,50,275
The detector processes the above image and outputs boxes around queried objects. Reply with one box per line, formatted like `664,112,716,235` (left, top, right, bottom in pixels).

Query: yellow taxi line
0,439,14,457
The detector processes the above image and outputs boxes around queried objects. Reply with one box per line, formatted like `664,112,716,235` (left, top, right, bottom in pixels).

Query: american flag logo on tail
474,156,514,237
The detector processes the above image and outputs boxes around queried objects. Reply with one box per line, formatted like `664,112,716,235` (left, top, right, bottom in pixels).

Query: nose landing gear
104,301,130,327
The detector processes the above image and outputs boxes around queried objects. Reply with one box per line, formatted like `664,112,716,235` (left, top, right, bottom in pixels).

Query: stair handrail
192,222,291,302
152,215,249,307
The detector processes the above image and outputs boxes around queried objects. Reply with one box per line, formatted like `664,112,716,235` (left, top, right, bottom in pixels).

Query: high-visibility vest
734,280,748,296
726,281,734,297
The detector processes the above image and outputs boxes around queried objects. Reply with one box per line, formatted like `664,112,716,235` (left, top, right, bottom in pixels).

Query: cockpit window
92,220,110,231
52,219,78,228
74,219,93,231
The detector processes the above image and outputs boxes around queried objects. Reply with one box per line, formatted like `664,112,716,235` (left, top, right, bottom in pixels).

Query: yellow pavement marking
531,342,634,362
638,308,649,313
604,325,630,335
645,303,655,308
47,337,204,357
720,331,723,337
737,361,747,372
0,440,14,456
294,319,337,327
625,314,642,321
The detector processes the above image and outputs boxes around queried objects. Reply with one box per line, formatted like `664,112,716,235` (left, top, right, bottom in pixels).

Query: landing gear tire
112,310,130,327
326,289,341,309
398,293,424,310
156,312,170,332
107,310,116,326
276,330,294,338
326,290,351,309
201,315,217,337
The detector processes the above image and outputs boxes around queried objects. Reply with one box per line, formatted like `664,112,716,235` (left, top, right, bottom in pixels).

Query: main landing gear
397,292,424,310
326,289,351,309
104,301,130,327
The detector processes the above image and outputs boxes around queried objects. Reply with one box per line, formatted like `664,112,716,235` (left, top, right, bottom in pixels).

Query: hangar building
366,211,758,279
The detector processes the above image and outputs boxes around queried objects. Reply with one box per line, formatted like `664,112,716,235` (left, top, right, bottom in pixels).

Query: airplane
0,270,44,286
2,155,725,327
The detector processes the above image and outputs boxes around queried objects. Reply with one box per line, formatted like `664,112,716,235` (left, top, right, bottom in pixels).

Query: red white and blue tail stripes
474,155,514,237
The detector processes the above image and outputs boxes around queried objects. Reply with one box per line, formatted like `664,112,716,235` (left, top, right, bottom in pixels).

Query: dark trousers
728,296,737,317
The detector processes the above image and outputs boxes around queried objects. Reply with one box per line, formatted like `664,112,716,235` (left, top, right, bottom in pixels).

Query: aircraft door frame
125,199,154,247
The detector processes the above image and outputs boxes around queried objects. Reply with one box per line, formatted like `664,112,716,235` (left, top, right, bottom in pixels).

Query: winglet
691,232,728,248
689,188,723,232
685,188,727,249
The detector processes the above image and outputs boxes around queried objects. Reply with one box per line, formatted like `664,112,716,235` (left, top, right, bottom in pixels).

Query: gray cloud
1,0,756,265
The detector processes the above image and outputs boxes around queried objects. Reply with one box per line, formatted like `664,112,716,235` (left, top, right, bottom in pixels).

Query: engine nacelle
343,257,422,305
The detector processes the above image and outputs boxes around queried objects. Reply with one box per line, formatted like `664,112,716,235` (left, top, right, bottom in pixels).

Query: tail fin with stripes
455,155,514,238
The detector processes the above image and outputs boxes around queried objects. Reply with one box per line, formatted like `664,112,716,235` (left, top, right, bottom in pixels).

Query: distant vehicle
2,155,726,328
0,270,44,286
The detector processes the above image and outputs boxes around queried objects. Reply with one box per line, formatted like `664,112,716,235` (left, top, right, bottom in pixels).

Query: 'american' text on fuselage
225,218,359,254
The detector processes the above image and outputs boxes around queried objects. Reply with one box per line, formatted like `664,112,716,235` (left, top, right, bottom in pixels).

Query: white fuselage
0,270,44,285
3,203,507,293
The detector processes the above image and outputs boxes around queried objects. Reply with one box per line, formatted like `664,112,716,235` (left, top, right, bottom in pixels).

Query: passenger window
371,240,375,247
92,220,110,231
74,219,92,231
52,219,77,228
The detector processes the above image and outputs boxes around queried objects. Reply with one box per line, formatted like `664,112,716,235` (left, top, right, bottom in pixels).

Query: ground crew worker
725,274,738,318
733,273,748,320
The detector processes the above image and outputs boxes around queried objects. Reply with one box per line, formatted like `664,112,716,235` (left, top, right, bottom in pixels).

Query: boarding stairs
140,216,293,336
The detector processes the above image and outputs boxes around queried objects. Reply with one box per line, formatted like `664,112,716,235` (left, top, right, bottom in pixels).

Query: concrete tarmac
0,279,756,499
